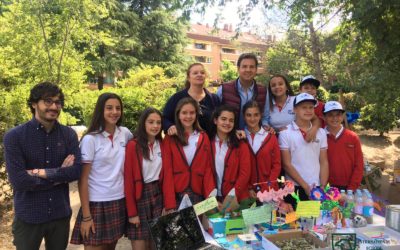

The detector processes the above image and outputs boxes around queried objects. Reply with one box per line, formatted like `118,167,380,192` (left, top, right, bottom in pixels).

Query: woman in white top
70,93,133,249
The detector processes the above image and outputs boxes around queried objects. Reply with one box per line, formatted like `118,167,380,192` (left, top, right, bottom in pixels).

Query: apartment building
186,23,275,82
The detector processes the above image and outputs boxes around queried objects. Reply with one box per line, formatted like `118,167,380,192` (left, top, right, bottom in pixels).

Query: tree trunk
97,74,104,90
308,20,324,86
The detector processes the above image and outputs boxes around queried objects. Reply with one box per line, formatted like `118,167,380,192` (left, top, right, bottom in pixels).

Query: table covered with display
148,181,400,250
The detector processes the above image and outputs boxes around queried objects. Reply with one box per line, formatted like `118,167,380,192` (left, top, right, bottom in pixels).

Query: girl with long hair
71,93,133,250
124,107,175,250
163,97,216,206
209,105,251,203
243,101,281,196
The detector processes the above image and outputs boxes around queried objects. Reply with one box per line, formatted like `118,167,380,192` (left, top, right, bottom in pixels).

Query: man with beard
4,82,82,250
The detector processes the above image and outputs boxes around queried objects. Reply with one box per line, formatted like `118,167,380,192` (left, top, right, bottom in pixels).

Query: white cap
300,75,320,88
294,93,317,106
323,101,345,114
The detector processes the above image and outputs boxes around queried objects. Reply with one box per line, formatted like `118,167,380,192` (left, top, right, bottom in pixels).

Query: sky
190,1,341,40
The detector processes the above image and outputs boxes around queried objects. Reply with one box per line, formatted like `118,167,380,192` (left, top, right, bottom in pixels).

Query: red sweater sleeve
124,141,138,217
269,135,282,188
162,138,177,209
348,134,364,190
236,142,251,201
202,136,216,197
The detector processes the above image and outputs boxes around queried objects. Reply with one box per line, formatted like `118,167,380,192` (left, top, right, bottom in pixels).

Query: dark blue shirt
4,118,82,224
162,88,220,136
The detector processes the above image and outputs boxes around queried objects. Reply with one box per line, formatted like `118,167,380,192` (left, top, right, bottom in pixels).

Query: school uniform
123,139,175,240
263,95,296,130
71,127,133,246
211,138,251,202
278,121,327,208
326,126,363,190
163,131,215,206
245,127,281,192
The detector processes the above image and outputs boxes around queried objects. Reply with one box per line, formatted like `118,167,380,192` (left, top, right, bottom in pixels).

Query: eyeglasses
42,98,63,107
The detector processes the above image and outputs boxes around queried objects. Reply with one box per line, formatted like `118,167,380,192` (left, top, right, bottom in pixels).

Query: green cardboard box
225,217,245,235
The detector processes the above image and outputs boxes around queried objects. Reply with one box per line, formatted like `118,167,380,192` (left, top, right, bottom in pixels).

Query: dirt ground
1,129,400,250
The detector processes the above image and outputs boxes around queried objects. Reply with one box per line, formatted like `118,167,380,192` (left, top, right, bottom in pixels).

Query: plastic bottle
354,190,363,215
347,190,354,206
344,190,354,226
339,190,347,207
363,193,374,219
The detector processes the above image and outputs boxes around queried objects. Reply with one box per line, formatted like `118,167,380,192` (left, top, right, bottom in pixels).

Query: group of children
70,74,364,250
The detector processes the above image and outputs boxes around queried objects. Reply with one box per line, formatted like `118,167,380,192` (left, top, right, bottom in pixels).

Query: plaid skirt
70,198,126,246
126,181,163,240
176,187,204,208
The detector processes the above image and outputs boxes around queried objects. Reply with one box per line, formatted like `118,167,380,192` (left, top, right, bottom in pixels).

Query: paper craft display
208,218,227,238
220,188,239,214
296,201,320,218
285,212,298,224
193,196,218,215
242,204,272,225
309,185,355,227
256,180,295,203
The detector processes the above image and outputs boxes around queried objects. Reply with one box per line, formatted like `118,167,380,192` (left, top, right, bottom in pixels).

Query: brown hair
134,107,163,160
268,74,294,111
174,97,203,145
185,63,205,89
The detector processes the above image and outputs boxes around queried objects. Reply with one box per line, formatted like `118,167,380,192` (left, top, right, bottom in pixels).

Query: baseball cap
300,75,320,88
323,101,345,114
294,93,317,107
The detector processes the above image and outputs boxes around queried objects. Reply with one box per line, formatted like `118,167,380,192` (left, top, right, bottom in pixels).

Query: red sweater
327,129,364,190
211,140,251,202
315,100,325,128
247,133,281,191
163,132,215,200
124,139,175,217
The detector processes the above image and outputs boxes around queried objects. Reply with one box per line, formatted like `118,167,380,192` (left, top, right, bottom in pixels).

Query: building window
222,48,235,54
194,56,212,63
194,43,207,50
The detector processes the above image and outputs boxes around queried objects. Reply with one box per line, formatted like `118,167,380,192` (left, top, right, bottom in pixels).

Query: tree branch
34,0,53,79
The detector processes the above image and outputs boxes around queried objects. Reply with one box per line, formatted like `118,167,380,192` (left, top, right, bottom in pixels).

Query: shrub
360,103,398,136
220,60,238,82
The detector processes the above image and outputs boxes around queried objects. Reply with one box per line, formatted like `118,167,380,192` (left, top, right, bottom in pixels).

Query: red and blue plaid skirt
70,198,126,245
176,187,204,208
126,181,163,240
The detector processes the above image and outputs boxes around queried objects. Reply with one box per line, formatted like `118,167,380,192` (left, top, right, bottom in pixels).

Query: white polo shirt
278,121,327,186
245,127,268,154
142,140,162,183
264,95,295,130
214,136,229,196
80,126,133,202
183,130,200,166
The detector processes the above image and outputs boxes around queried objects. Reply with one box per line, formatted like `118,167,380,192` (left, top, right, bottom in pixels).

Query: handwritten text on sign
193,196,218,215
296,201,320,218
242,204,272,225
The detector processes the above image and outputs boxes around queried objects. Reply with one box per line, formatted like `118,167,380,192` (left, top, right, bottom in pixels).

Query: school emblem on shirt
288,109,294,115
120,141,126,147
157,152,162,158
